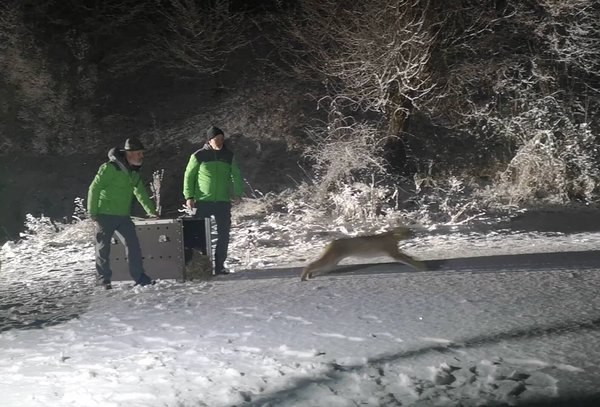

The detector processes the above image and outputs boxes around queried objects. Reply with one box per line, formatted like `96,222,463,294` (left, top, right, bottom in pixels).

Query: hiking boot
214,268,231,275
135,273,156,287
102,279,112,290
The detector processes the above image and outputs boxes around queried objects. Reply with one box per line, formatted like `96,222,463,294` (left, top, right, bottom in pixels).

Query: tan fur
300,227,426,281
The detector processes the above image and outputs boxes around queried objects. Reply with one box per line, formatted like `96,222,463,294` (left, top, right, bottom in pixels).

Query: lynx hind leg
390,248,427,271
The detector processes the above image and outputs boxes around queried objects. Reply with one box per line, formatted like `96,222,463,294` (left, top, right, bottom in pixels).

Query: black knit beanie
206,125,224,140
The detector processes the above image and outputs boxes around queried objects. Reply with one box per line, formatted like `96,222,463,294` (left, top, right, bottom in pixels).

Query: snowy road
2,219,600,406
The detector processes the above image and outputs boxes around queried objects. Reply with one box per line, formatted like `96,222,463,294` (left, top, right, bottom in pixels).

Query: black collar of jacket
196,142,230,154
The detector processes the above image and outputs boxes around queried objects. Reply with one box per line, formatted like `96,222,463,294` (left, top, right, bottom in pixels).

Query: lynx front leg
300,266,314,281
300,260,335,281
300,242,341,281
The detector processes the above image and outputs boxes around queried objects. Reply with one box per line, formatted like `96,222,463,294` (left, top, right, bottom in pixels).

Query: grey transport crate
109,217,211,282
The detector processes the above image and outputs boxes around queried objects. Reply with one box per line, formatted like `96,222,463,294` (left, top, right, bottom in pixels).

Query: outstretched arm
133,173,157,216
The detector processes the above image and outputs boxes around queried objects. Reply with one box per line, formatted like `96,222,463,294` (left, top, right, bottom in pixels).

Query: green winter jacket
183,144,243,202
87,148,157,217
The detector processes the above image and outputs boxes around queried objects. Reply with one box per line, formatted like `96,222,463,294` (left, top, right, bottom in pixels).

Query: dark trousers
95,214,146,282
194,201,232,271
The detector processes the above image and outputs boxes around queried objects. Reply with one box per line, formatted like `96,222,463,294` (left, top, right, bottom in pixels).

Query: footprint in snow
312,332,365,342
284,315,313,325
359,314,383,323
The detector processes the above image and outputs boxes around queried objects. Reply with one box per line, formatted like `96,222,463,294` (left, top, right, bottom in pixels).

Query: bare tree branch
271,0,438,137
149,0,248,76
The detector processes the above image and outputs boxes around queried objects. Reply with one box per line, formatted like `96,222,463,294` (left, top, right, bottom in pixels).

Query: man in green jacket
88,138,158,289
183,125,243,274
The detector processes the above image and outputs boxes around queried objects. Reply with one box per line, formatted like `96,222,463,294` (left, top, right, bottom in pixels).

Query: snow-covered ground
2,208,600,406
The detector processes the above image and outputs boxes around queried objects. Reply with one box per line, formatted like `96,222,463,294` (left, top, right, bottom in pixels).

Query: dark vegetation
0,0,599,240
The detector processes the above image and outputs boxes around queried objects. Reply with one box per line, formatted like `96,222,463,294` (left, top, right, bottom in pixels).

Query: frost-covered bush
72,197,88,222
21,214,61,239
327,182,394,221
489,124,599,206
150,169,165,216
235,180,393,224
493,132,568,206
561,123,600,201
409,171,486,225
19,213,95,247
303,112,389,197
482,92,600,206
17,197,94,245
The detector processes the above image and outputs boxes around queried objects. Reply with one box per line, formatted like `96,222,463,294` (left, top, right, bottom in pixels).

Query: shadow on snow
227,250,600,281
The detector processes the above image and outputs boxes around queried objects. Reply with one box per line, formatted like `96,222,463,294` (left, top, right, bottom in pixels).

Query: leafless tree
272,0,600,204
273,0,439,138
0,1,102,153
149,0,248,76
0,2,19,50
536,0,600,75
435,0,600,204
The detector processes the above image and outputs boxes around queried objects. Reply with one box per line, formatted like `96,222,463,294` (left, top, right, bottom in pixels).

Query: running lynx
300,227,426,281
